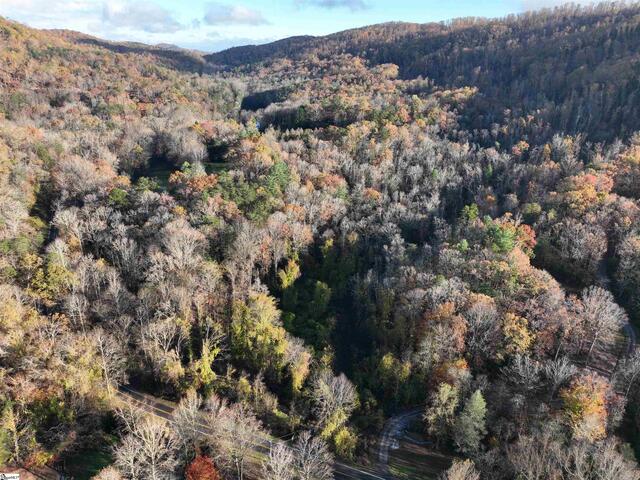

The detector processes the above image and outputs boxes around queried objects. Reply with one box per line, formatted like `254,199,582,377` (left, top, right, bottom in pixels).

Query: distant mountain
46,27,212,74
6,2,640,141
208,3,640,141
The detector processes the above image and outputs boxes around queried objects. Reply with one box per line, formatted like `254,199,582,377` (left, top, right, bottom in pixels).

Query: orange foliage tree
185,456,222,480
560,373,609,442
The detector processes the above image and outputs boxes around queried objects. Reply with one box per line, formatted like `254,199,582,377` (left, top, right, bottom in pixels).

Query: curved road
377,408,423,477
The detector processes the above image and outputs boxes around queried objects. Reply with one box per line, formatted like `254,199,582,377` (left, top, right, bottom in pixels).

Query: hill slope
209,3,640,141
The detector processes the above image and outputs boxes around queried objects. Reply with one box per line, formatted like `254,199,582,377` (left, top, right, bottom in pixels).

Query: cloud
102,1,183,33
203,3,269,26
294,0,370,11
0,0,97,27
519,0,595,11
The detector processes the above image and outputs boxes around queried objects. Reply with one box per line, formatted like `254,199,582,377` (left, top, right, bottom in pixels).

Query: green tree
378,353,412,409
190,339,221,393
453,390,487,455
424,383,459,447
230,293,288,375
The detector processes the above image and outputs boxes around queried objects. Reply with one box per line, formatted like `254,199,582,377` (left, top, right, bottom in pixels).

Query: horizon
0,0,600,53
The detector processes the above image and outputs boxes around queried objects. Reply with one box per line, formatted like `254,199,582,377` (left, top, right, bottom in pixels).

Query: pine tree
453,390,487,455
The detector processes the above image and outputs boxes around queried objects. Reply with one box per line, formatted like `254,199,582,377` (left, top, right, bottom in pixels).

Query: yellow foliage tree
560,373,608,442
500,313,534,359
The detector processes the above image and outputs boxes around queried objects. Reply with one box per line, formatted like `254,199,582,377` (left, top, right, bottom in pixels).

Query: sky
0,0,596,52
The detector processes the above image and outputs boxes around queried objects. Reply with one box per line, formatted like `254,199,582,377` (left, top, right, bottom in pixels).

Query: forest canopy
2,3,640,479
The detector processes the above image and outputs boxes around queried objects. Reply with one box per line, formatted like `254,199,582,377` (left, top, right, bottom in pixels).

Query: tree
542,219,607,282
331,426,357,459
285,336,312,394
464,293,499,366
453,390,487,455
160,218,206,280
262,443,296,480
439,459,480,480
580,287,627,366
295,431,334,480
92,466,124,480
212,404,264,480
502,355,542,394
140,315,187,385
377,353,411,408
92,327,128,396
424,383,459,446
203,394,231,434
114,434,144,480
230,293,288,374
542,356,577,400
311,371,358,438
185,456,222,480
0,401,33,465
506,431,565,480
616,350,640,397
114,411,178,480
190,337,222,393
172,389,205,457
616,234,640,320
560,373,609,442
589,441,640,480
501,313,534,358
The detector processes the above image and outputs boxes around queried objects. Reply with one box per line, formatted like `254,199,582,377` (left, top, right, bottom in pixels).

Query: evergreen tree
453,390,487,455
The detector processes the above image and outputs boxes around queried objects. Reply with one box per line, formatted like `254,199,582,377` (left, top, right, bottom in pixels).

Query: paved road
117,386,385,480
377,408,423,477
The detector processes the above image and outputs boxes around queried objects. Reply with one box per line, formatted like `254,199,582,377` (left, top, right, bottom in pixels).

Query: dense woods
3,3,640,479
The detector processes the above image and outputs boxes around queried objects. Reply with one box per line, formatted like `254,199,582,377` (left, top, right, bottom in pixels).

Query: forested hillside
210,2,640,143
3,3,640,479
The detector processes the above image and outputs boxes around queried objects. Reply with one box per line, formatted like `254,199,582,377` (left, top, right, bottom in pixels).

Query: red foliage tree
185,456,222,480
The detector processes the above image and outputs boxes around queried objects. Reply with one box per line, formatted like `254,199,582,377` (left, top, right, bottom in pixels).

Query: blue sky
0,0,593,52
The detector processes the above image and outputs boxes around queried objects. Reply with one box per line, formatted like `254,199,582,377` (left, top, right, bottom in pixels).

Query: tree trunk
586,334,599,367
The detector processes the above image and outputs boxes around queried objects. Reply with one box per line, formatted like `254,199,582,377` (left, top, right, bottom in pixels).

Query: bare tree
114,434,145,479
502,355,542,394
616,350,640,397
262,442,296,480
225,220,263,298
140,315,186,379
464,297,500,364
542,356,577,399
211,403,264,480
204,393,231,433
580,287,627,366
295,431,334,480
114,410,178,480
172,389,205,456
92,327,128,397
552,219,607,279
506,432,563,480
93,466,124,480
590,441,640,480
556,440,640,480
162,220,205,278
53,207,85,251
312,371,358,430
